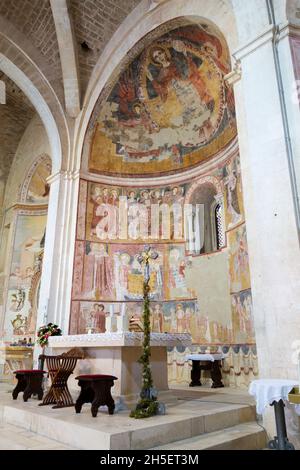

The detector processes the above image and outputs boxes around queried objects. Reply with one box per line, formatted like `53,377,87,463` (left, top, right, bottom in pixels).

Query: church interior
0,0,300,452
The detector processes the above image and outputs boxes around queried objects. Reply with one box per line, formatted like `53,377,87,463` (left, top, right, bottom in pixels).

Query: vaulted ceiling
70,0,142,90
0,72,35,184
0,0,142,200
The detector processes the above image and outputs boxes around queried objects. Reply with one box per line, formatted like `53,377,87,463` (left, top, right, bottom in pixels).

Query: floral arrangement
36,322,62,347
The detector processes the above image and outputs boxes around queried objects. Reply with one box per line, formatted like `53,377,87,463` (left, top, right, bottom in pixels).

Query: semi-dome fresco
88,20,237,177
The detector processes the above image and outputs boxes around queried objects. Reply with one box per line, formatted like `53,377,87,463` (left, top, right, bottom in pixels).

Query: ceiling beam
50,0,81,118
0,80,5,104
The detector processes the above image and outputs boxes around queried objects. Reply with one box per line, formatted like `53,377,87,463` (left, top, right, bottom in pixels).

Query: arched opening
70,17,256,389
0,73,53,377
186,182,225,255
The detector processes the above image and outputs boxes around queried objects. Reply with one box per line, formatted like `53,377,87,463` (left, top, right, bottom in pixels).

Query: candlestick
121,303,126,317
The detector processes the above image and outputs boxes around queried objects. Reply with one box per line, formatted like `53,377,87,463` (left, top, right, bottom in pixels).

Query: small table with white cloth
249,379,300,450
186,353,225,388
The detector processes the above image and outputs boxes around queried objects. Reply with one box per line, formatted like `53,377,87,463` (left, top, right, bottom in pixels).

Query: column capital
225,59,242,86
46,169,80,185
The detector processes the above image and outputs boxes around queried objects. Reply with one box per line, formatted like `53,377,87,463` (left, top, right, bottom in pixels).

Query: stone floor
0,382,265,450
0,422,74,450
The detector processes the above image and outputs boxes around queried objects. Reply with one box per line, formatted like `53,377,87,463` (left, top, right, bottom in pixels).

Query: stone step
0,387,259,450
152,422,267,450
0,401,258,449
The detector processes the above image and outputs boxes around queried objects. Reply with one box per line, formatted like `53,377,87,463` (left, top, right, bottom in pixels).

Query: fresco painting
223,156,244,229
89,23,236,177
228,224,251,293
71,154,254,367
85,182,186,242
166,244,196,299
111,244,165,300
69,299,200,337
3,212,47,340
72,239,198,303
231,289,255,344
72,241,114,301
24,156,52,204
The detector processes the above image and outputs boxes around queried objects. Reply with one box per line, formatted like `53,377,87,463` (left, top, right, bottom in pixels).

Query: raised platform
48,332,192,405
0,384,266,450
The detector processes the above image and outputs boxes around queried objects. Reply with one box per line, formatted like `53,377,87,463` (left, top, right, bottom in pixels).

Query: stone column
231,25,300,444
232,24,300,378
36,169,79,336
277,23,300,209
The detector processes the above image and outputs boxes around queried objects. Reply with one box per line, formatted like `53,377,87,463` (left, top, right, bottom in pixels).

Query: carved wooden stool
75,375,118,418
12,370,46,402
39,348,84,409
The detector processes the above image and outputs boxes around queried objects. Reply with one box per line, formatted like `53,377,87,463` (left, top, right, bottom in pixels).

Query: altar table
49,332,191,407
249,379,300,450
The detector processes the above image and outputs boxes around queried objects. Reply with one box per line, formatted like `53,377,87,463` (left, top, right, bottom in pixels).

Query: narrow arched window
215,203,225,250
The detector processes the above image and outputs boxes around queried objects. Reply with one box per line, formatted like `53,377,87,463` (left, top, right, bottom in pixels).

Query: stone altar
48,332,191,407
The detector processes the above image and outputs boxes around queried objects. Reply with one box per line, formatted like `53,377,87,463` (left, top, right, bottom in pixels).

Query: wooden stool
75,375,117,418
12,370,46,402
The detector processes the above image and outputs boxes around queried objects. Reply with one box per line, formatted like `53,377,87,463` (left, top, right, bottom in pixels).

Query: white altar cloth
186,353,224,362
49,332,192,348
249,379,300,415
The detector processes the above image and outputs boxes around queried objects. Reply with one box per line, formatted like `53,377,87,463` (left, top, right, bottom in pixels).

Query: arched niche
0,149,51,344
185,178,224,254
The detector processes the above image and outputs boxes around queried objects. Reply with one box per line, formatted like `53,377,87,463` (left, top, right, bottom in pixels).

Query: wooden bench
12,370,46,401
75,374,118,417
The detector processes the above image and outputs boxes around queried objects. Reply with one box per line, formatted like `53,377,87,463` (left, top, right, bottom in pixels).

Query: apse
72,18,256,388
86,18,237,177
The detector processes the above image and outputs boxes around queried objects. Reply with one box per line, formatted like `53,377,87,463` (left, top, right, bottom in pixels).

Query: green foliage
130,398,159,419
131,281,157,418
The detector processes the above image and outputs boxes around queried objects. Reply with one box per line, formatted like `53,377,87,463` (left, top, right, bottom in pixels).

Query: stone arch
0,14,70,172
185,176,224,254
0,54,62,173
74,0,239,179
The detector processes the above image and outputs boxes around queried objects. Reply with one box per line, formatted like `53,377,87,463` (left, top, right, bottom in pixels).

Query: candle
121,303,126,317
109,304,114,317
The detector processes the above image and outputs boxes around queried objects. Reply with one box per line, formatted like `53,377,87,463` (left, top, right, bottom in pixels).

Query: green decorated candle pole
130,245,160,419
